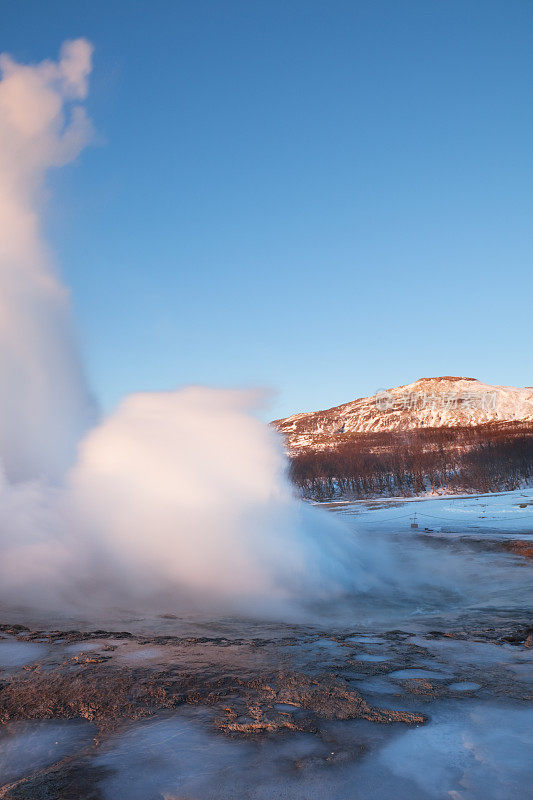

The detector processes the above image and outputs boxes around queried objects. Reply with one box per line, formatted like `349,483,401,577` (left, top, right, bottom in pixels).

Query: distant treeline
288,422,533,500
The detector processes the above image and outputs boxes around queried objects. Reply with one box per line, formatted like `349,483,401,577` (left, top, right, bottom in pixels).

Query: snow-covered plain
318,487,533,539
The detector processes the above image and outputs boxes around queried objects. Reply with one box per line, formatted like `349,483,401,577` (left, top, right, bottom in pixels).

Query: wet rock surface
0,615,531,799
1,513,531,799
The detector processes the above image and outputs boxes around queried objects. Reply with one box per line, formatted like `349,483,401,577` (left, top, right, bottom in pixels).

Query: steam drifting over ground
0,384,376,616
67,386,379,614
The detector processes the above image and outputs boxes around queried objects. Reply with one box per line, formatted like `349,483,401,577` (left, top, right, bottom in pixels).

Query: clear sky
3,0,532,420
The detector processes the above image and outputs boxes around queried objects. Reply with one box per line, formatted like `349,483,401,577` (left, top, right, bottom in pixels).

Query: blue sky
3,0,532,419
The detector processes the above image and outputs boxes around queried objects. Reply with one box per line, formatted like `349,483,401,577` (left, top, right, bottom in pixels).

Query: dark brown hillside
286,421,533,500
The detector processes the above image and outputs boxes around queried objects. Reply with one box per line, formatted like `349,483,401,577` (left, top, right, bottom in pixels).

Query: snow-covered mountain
274,377,533,451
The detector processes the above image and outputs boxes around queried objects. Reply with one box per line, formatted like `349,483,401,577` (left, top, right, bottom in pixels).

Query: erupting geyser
0,41,368,617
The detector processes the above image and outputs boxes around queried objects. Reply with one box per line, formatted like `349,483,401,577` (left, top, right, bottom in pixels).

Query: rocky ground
1,499,531,799
0,614,531,799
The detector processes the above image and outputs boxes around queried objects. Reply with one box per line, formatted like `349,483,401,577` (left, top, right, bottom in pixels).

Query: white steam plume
0,40,372,617
0,39,95,483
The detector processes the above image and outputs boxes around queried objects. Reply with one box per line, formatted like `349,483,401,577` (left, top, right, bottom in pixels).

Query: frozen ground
318,487,533,538
0,492,531,799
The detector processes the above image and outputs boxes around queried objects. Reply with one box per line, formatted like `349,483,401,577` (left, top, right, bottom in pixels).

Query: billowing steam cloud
0,42,374,617
67,387,376,613
1,385,374,616
0,39,95,482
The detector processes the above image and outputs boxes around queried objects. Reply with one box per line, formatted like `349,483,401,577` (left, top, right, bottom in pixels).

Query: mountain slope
274,377,533,452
